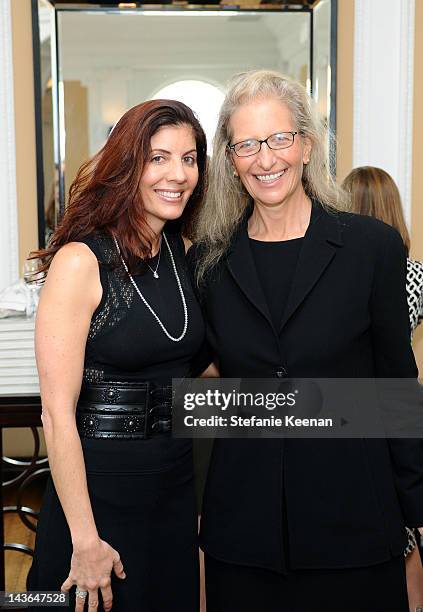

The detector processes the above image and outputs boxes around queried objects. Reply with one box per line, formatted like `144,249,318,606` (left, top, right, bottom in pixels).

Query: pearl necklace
113,233,188,342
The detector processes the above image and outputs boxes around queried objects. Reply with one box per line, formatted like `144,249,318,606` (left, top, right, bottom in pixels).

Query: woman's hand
61,537,126,611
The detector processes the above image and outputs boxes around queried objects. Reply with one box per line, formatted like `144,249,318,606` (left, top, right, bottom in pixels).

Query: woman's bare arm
201,363,219,377
405,545,423,612
36,243,125,610
37,243,100,543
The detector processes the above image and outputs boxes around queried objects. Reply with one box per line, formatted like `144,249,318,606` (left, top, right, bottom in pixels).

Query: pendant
153,272,159,279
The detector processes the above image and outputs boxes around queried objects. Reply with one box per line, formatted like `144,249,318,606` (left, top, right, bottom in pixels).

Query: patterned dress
405,257,423,554
407,258,423,336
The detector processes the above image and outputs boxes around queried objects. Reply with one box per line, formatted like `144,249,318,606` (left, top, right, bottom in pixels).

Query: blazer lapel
226,219,275,331
279,203,344,333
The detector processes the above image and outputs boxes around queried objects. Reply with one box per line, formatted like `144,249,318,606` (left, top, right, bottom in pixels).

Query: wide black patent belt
76,382,172,440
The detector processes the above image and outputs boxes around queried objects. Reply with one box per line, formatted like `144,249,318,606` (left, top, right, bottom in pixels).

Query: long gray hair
193,69,347,283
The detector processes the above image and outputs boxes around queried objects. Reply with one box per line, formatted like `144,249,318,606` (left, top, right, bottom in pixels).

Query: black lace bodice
77,232,205,384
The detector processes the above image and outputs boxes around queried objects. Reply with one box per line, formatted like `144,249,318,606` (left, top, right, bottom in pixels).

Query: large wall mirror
33,0,336,247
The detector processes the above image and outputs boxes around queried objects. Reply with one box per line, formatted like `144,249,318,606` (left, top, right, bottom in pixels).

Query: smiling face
228,97,311,210
140,124,199,234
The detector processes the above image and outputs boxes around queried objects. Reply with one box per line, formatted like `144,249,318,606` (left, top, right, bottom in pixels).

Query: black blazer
189,202,423,572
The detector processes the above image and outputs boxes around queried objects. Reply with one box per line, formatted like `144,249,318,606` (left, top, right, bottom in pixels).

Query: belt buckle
148,385,172,436
101,385,121,404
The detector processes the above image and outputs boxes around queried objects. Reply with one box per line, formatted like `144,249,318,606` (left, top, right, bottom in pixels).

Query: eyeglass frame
227,131,299,158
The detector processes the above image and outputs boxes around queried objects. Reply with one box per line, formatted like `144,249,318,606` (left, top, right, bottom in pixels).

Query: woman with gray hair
189,70,423,611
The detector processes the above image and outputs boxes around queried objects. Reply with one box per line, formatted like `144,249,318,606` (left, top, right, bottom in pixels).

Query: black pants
205,553,409,612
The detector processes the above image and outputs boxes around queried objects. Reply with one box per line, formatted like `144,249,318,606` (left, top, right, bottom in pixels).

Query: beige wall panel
64,81,90,201
335,0,354,183
411,1,423,375
8,1,41,456
11,0,38,270
415,327,423,377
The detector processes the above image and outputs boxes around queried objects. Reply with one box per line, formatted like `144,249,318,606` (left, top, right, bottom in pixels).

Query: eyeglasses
227,131,298,158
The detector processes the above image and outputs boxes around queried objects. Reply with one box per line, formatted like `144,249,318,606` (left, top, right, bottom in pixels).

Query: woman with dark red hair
27,100,207,611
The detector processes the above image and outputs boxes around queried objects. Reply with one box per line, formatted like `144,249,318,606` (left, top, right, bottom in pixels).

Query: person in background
343,166,423,335
27,99,207,611
343,165,423,612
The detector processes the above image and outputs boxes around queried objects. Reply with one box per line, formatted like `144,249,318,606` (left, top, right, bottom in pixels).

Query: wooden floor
3,476,46,592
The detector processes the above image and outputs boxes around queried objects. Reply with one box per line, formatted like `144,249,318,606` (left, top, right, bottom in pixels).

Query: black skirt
205,553,409,612
27,437,199,611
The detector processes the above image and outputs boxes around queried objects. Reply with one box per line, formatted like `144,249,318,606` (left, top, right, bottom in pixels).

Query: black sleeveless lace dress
27,232,205,611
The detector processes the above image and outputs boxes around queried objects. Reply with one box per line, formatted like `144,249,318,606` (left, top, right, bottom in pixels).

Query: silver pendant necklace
148,237,162,279
113,233,188,342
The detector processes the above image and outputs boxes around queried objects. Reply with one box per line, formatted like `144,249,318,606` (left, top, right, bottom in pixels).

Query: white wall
0,0,19,292
353,0,415,226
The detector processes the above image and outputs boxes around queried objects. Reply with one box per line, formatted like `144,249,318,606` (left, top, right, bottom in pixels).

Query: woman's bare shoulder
49,242,98,274
41,242,102,312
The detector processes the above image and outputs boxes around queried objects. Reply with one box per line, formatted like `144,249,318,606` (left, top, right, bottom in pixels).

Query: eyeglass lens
233,132,295,156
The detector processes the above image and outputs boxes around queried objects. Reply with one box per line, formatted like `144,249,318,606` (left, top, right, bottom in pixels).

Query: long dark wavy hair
31,99,207,275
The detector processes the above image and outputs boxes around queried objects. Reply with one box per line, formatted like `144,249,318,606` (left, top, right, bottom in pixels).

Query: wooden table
0,395,44,591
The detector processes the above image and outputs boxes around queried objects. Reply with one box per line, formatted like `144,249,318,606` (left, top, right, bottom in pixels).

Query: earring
233,170,239,178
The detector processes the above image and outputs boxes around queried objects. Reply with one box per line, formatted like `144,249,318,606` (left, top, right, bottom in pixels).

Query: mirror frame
32,0,337,246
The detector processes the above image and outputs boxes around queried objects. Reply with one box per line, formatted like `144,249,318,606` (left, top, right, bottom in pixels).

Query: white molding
0,0,19,291
399,1,415,229
353,0,415,227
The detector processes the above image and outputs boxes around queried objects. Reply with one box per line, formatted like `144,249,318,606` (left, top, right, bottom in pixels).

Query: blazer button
276,367,288,378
